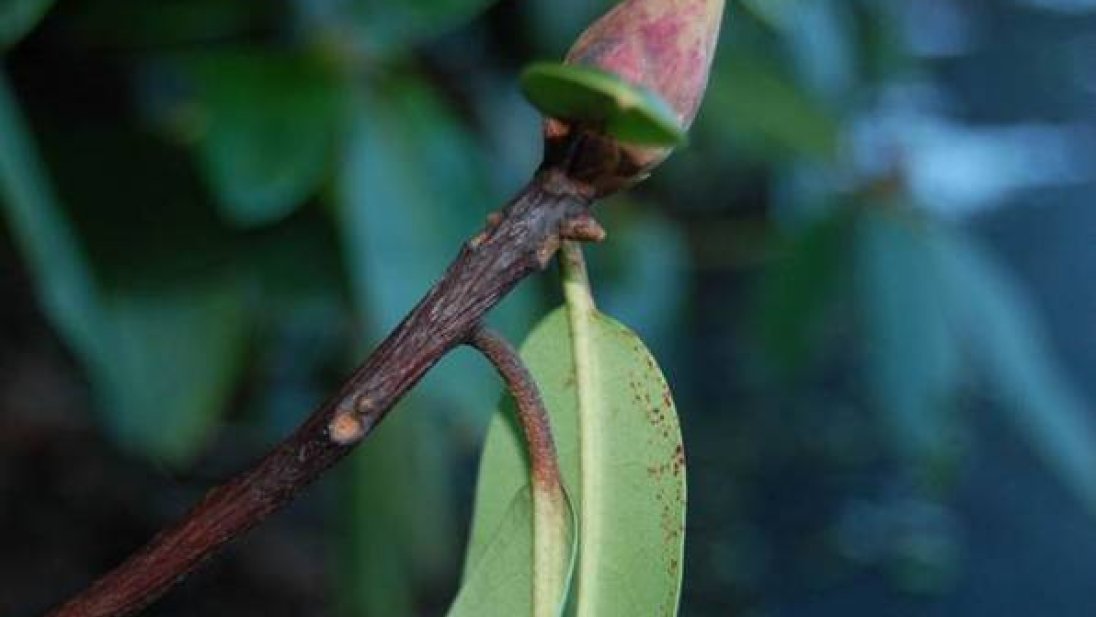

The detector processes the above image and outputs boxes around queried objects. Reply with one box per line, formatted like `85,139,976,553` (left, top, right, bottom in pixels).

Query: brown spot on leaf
672,443,686,476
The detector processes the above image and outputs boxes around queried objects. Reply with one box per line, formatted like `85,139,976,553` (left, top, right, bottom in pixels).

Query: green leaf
524,0,604,52
0,71,248,465
779,0,855,102
465,301,686,615
310,0,500,55
755,207,853,372
934,228,1096,513
63,1,267,49
453,356,576,617
855,209,961,465
0,0,54,49
853,207,1096,508
450,488,541,615
95,279,249,464
702,53,839,159
520,63,685,146
448,485,576,617
0,70,104,365
184,50,346,226
738,0,795,29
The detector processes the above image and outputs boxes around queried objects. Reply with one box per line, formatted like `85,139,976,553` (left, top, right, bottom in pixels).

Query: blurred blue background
1,0,1095,615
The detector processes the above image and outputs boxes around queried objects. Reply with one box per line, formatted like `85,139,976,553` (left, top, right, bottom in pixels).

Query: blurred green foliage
1,0,1094,615
185,48,347,225
0,0,53,49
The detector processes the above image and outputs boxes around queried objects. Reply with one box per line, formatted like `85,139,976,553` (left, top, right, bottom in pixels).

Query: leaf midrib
562,242,605,617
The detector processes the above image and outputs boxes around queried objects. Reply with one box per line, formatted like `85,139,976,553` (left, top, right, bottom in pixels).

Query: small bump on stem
328,413,366,445
353,394,375,415
535,234,563,269
560,213,607,242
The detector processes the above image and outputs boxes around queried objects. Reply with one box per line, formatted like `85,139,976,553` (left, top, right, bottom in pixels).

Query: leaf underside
460,307,686,616
447,486,576,617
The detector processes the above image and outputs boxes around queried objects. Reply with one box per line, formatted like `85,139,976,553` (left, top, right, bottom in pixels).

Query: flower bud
538,0,725,194
567,0,724,131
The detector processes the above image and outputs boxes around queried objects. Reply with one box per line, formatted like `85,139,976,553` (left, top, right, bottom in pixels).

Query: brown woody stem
467,326,562,491
45,165,595,617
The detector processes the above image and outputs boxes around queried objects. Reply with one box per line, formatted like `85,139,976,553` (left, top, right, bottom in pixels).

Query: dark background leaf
0,0,53,49
182,49,347,226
